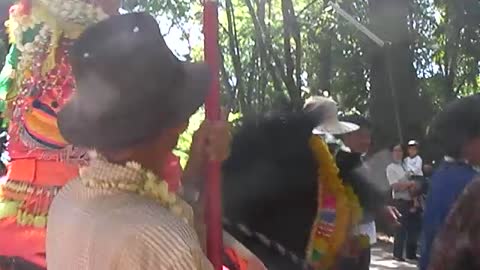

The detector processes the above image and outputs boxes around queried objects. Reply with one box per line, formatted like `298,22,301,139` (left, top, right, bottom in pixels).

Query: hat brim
58,62,211,150
173,62,211,123
312,121,359,135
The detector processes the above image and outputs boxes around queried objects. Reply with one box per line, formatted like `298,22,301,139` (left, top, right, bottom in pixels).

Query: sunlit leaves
126,0,478,116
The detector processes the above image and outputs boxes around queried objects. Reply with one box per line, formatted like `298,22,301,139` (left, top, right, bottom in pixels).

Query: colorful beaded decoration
0,0,108,228
306,136,363,269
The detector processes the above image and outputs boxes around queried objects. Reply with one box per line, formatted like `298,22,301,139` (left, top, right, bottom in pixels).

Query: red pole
203,0,223,269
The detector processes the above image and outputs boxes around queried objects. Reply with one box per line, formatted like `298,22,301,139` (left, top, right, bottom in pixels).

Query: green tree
123,0,479,149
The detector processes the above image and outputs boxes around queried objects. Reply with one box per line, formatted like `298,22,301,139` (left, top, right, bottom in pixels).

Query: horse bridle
222,218,313,270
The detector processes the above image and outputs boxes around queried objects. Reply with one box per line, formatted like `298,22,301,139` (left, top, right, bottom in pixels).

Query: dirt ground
370,241,418,270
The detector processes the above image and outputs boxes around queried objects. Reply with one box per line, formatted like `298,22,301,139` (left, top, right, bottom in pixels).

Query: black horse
222,111,386,269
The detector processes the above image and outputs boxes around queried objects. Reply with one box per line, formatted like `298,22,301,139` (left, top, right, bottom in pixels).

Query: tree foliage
124,0,480,148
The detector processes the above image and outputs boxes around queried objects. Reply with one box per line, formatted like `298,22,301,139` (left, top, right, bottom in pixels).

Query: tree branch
243,0,284,94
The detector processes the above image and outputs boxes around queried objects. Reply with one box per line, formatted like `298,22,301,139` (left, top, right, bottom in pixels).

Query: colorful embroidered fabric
0,18,82,229
306,136,363,269
0,1,107,267
0,3,188,267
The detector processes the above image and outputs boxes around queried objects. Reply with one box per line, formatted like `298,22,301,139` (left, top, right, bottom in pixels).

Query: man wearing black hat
46,13,222,269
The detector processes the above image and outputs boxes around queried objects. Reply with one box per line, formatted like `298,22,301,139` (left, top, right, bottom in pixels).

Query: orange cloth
7,154,181,189
225,248,249,270
0,160,79,268
7,159,79,186
0,218,46,268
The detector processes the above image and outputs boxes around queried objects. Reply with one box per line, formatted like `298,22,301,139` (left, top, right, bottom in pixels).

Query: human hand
408,181,417,188
189,109,231,163
423,164,433,172
380,205,401,227
186,108,231,181
182,109,231,189
409,181,423,196
399,181,415,191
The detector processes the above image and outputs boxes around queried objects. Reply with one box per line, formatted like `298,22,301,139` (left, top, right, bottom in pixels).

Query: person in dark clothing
428,176,480,270
420,94,480,270
335,114,382,270
334,149,383,270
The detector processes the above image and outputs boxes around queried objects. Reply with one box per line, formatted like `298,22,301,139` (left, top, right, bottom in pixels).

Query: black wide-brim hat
58,13,211,150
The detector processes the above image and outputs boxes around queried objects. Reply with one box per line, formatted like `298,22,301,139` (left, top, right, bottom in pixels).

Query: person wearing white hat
304,96,359,135
304,97,397,270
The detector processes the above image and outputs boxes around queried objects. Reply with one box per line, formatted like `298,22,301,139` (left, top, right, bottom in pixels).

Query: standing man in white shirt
387,144,418,261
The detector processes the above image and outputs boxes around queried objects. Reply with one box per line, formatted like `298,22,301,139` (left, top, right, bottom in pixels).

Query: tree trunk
244,0,284,97
225,0,245,111
280,0,303,109
317,31,333,93
369,0,425,149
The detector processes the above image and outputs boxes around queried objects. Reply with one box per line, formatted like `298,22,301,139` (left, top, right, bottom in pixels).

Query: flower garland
79,151,193,224
305,135,363,269
39,0,108,26
6,0,108,78
17,24,51,76
6,4,52,79
5,3,36,51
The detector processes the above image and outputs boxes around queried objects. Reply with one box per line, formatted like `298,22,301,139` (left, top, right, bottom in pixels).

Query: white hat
305,97,359,135
407,140,419,146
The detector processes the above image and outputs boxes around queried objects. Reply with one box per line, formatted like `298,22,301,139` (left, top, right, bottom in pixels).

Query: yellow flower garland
306,135,363,269
80,151,194,226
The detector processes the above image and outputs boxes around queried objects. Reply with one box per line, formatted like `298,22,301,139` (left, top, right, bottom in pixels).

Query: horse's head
222,110,389,269
222,111,318,267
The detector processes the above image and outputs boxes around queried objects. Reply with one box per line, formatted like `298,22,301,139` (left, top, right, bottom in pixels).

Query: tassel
41,27,59,75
